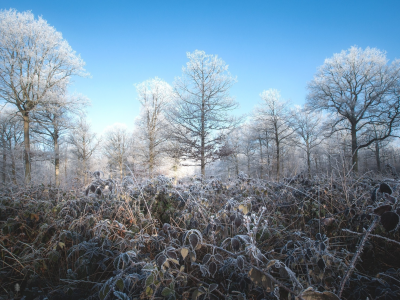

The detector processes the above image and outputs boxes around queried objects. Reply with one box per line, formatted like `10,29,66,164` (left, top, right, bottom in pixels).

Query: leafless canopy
307,46,400,172
167,50,239,176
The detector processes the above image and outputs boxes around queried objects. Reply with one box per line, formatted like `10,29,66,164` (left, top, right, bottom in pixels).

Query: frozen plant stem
338,215,379,298
125,164,154,222
252,266,304,300
342,228,400,246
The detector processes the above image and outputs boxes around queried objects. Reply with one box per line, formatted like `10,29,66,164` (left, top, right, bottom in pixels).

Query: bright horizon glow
1,0,400,135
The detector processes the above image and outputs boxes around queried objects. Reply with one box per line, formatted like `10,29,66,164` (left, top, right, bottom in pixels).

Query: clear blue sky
2,0,400,134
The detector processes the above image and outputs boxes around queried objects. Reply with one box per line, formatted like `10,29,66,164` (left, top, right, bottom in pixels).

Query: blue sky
2,0,400,134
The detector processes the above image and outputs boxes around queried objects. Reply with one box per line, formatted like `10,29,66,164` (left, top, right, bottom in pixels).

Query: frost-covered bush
1,172,400,299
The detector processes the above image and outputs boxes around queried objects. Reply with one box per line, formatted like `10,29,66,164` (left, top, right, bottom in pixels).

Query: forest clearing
2,3,400,300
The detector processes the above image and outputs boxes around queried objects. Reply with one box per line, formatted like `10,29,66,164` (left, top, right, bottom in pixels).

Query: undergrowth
1,172,400,300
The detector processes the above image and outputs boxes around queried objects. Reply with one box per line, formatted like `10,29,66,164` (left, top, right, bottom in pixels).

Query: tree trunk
201,109,205,178
54,134,60,186
64,145,68,183
10,139,16,184
173,157,179,184
375,141,381,172
351,123,358,173
267,141,270,177
259,138,264,179
149,136,154,177
120,159,123,181
247,156,251,176
276,144,280,180
11,154,16,184
83,145,87,185
314,155,319,172
23,114,31,184
306,141,311,178
2,140,6,185
275,128,280,180
265,130,270,177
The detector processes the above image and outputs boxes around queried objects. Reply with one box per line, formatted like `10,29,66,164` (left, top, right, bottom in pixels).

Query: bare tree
365,124,394,172
0,106,23,185
248,119,272,179
307,46,400,172
291,106,325,177
0,9,87,183
135,77,172,177
68,117,100,184
223,127,242,176
256,89,295,179
102,124,131,181
167,50,238,177
32,90,87,186
239,124,257,176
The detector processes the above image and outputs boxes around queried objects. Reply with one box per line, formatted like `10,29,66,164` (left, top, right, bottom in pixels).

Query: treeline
1,9,400,188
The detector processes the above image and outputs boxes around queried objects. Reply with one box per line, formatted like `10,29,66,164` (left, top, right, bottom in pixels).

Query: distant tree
256,89,294,179
239,124,257,176
307,46,400,172
223,127,242,176
166,140,185,180
291,106,325,177
365,124,394,172
0,9,87,183
32,89,87,186
247,119,272,179
102,124,131,181
135,77,172,177
167,50,238,177
0,107,23,185
68,117,100,184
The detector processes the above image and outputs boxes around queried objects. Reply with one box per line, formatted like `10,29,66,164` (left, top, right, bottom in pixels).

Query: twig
252,266,304,300
182,271,225,298
338,215,379,298
301,248,312,286
60,278,98,284
204,243,245,257
378,272,400,284
124,164,154,222
0,259,24,275
0,243,25,269
278,183,318,203
342,229,400,247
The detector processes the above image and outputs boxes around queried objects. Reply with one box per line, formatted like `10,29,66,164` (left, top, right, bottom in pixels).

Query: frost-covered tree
222,127,242,177
256,89,295,179
167,50,239,177
135,77,172,177
68,117,100,184
365,124,395,172
102,124,131,181
0,106,23,185
0,9,87,183
239,124,257,176
307,46,400,172
291,106,325,177
250,119,272,179
32,88,88,186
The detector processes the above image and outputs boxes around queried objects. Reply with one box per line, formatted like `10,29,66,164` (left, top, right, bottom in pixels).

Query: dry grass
1,172,400,300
